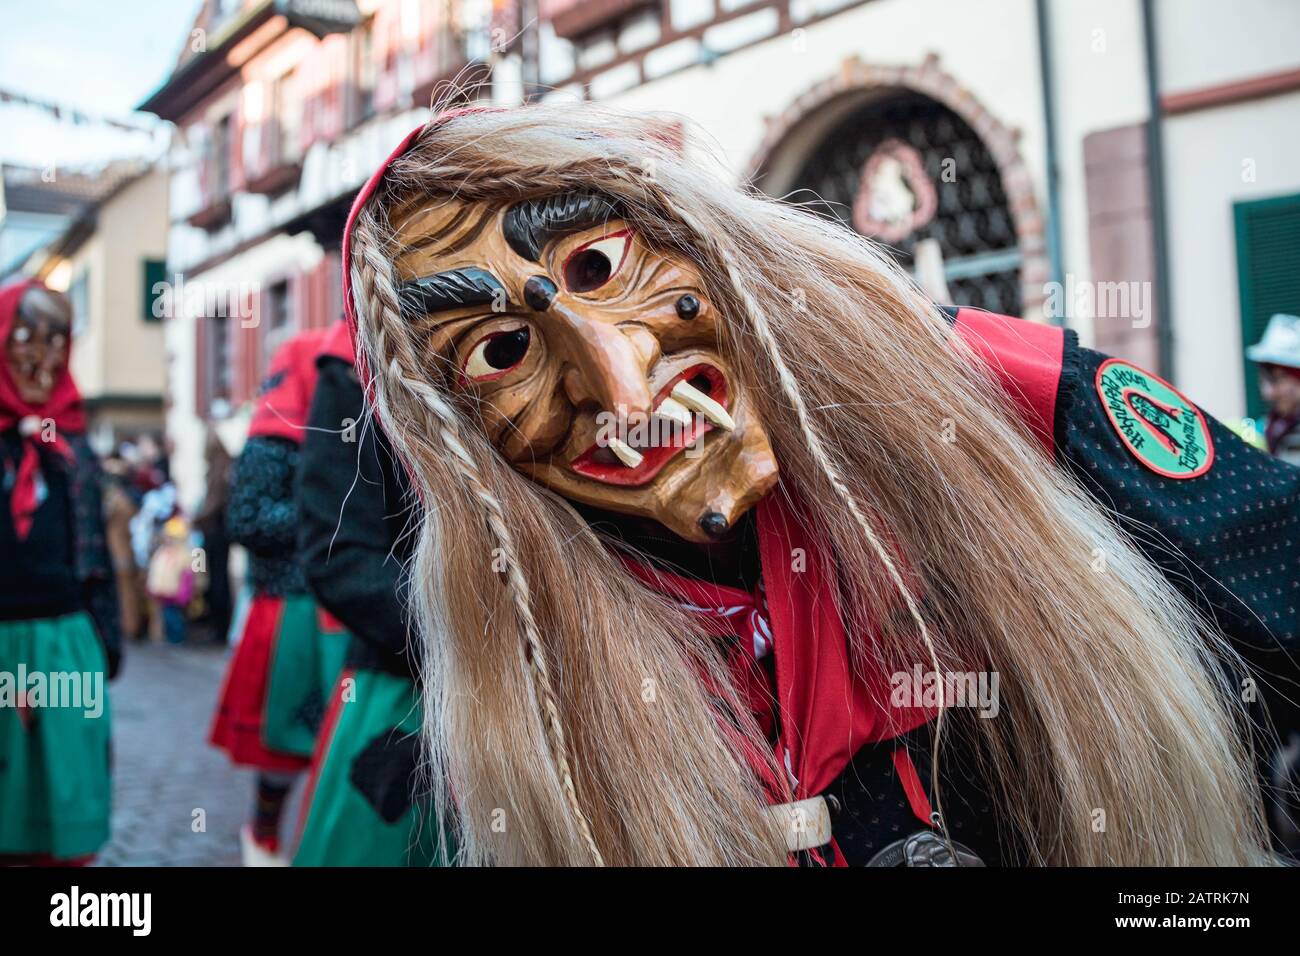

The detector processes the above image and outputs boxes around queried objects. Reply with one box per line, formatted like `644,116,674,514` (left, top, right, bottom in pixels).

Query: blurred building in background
137,0,1300,501
139,0,496,505
2,160,168,452
1,161,144,280
527,0,1300,424
25,166,170,452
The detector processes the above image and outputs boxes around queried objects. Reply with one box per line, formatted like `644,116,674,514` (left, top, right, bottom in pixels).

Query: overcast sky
0,0,202,168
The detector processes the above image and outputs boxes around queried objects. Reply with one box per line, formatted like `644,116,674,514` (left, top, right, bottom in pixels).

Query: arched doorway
749,56,1047,318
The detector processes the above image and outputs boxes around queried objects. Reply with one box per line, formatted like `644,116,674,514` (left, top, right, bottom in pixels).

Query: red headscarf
246,327,332,444
0,278,86,540
318,316,356,367
342,108,491,396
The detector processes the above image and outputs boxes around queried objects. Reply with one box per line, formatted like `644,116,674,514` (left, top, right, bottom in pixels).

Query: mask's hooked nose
523,275,655,420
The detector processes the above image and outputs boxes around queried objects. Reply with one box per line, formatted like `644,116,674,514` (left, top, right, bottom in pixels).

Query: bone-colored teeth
653,396,694,427
671,380,734,431
606,435,644,468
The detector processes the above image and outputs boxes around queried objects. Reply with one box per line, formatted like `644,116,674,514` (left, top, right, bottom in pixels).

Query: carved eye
463,326,531,382
11,326,31,344
563,231,631,293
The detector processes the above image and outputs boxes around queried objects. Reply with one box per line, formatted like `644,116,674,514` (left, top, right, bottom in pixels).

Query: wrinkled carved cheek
478,386,574,464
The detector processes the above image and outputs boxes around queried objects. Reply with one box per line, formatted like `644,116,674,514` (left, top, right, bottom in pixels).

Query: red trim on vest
891,747,935,826
294,667,355,848
952,308,1065,454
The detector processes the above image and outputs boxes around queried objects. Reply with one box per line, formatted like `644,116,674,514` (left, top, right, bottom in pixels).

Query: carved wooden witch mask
391,190,779,543
4,285,72,407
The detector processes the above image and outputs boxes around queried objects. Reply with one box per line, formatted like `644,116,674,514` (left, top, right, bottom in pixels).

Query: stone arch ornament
746,54,1048,318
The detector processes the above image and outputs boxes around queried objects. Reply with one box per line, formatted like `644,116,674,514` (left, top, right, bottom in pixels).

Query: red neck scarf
0,279,86,540
246,327,333,444
623,491,935,808
618,311,1067,852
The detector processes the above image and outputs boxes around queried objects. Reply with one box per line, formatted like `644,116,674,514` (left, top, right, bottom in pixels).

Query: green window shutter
143,259,168,322
1235,193,1300,421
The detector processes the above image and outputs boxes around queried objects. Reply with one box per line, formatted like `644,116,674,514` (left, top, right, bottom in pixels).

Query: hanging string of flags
0,87,157,134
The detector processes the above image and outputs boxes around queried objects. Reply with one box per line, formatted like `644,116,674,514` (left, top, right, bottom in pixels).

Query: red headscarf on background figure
317,316,356,368
246,326,335,444
0,278,86,540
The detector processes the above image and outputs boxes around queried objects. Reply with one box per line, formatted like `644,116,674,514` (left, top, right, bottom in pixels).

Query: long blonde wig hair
347,103,1272,866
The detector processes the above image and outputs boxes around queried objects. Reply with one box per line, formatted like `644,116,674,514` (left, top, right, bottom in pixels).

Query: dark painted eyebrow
399,267,507,316
502,191,623,262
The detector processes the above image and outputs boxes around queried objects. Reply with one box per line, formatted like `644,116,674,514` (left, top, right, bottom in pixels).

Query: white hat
1246,314,1300,369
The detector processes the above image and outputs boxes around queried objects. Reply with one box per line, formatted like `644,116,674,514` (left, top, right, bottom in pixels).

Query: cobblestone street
94,640,301,867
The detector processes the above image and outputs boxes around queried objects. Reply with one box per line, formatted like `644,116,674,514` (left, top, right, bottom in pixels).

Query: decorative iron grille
789,90,1022,315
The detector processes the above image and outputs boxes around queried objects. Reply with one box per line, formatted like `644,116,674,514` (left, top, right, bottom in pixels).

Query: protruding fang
606,435,644,468
654,396,694,427
671,380,734,431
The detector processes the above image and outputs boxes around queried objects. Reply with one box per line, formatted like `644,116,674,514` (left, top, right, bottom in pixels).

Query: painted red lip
570,364,728,487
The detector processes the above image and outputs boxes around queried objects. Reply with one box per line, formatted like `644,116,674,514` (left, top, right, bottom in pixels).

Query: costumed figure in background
193,430,234,644
146,510,196,645
0,279,121,865
293,319,443,866
1244,310,1300,853
343,106,1298,866
209,327,350,865
101,448,145,640
130,479,177,642
1247,313,1300,467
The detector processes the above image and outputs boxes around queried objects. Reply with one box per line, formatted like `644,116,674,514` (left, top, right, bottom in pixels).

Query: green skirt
0,612,111,860
262,598,350,757
294,668,447,866
210,593,350,769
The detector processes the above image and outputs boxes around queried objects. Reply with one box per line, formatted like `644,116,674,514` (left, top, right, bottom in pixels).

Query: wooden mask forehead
392,190,629,314
501,192,625,262
15,287,72,335
390,189,624,259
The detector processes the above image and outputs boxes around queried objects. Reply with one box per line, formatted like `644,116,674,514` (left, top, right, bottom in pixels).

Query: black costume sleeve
71,438,123,679
297,358,418,672
1054,339,1300,735
226,436,300,556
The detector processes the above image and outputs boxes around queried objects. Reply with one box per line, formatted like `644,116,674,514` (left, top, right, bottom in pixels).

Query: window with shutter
69,270,90,337
1234,193,1300,420
233,289,264,407
201,313,233,417
195,316,209,418
143,259,167,322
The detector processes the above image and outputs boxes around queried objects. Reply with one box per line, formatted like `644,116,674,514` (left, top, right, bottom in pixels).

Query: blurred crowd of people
97,432,233,649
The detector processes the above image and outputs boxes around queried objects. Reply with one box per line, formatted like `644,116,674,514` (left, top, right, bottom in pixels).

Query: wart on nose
524,275,557,312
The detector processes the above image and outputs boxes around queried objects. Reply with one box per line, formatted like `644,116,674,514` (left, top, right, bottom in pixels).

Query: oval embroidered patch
1095,358,1214,479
